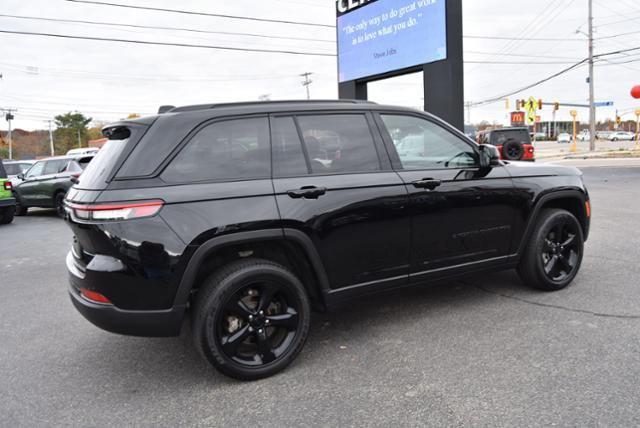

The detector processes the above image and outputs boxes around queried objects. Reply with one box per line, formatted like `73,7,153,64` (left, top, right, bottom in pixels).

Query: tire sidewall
197,263,311,380
531,211,584,290
502,139,525,160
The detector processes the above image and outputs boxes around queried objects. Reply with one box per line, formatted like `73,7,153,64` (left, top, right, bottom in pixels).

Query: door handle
412,178,442,190
287,186,327,199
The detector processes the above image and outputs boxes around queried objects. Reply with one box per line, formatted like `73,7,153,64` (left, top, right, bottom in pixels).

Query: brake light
67,200,164,221
80,288,112,305
3,181,11,191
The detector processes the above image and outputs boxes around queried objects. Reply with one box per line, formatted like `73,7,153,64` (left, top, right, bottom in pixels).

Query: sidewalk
534,139,640,160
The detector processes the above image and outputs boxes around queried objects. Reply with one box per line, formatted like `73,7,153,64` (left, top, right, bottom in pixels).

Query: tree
53,112,92,155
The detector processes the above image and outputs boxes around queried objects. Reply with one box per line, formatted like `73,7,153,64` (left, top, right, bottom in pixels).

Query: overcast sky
1,0,640,131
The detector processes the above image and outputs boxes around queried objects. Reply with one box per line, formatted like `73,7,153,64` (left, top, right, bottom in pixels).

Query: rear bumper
67,251,185,337
0,198,16,208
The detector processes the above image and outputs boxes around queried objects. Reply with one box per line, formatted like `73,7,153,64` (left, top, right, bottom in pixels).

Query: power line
464,35,584,42
0,14,335,44
471,45,640,106
64,0,334,29
0,29,337,57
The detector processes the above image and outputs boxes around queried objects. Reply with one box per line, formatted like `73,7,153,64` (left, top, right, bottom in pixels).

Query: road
2,165,640,427
534,138,638,159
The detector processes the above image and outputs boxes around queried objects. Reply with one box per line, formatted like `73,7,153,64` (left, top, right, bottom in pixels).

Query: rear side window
490,129,530,145
296,114,381,174
5,163,23,175
162,117,270,183
0,162,6,178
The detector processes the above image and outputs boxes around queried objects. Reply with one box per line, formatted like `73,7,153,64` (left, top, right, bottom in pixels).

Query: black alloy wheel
192,259,311,380
55,192,66,218
13,192,27,216
217,280,300,367
518,209,584,291
541,222,580,282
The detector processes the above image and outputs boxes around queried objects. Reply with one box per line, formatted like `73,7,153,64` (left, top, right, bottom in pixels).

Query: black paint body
64,101,590,337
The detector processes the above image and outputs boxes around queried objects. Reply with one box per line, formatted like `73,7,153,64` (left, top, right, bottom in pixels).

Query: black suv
64,101,590,380
14,154,94,216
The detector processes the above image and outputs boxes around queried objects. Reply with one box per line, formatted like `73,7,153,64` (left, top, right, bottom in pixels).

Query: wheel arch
174,229,330,310
517,189,590,257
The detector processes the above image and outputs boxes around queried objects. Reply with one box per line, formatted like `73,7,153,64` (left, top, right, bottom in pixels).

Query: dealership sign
336,0,448,82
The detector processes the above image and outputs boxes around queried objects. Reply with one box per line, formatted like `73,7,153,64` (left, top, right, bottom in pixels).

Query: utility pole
77,128,81,148
46,120,55,156
4,109,16,160
588,0,596,151
300,72,313,100
465,101,472,125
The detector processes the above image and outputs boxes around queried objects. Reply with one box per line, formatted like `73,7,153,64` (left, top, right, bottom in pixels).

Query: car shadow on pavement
69,270,529,386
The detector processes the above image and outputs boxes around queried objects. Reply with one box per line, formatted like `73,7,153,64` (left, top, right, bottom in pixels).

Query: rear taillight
80,288,112,305
3,181,11,191
66,200,164,222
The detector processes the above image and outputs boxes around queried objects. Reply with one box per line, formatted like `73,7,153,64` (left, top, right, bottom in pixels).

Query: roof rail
168,99,377,113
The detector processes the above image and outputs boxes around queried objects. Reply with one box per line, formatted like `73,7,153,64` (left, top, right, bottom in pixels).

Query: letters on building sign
336,0,375,15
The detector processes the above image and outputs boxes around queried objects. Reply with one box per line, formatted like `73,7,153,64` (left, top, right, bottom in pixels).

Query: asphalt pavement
1,165,640,427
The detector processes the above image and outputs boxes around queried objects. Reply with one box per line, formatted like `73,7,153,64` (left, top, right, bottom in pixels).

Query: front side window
43,159,68,175
296,114,381,174
26,161,45,178
381,115,478,170
162,117,270,183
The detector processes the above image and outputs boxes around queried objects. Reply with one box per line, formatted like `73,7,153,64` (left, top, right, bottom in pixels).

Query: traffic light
616,116,622,125
505,98,510,110
516,100,521,110
538,99,543,110
554,102,560,111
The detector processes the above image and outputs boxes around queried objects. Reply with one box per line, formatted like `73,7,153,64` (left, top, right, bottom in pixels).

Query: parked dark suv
64,101,590,380
14,154,94,216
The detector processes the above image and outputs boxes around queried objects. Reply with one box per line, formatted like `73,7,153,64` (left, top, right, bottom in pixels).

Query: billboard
337,0,448,83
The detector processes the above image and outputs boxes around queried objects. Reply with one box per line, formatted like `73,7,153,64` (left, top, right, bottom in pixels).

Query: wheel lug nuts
248,327,254,332
259,310,264,316
258,329,263,334
248,315,253,321
265,319,270,324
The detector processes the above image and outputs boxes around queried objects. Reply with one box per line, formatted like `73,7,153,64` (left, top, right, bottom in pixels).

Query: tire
192,258,311,381
0,206,15,224
54,192,67,218
501,139,525,160
518,209,584,291
13,192,27,216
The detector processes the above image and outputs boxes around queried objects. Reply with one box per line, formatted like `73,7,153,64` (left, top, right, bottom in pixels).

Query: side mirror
479,144,501,168
17,173,24,180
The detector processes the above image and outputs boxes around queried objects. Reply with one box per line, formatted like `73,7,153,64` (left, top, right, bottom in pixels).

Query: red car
477,127,535,161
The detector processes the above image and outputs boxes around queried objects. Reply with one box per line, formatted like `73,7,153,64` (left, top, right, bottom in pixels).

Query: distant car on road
531,132,546,141
557,133,572,144
607,131,634,141
577,131,590,141
66,147,100,156
13,154,95,217
2,160,35,187
0,159,16,224
477,127,535,161
596,131,611,140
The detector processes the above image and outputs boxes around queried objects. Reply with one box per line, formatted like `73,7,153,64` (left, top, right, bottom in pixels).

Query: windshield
75,139,128,189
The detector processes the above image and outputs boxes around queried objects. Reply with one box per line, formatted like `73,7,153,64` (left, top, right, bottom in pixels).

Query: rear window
490,129,530,145
4,163,22,176
75,139,128,189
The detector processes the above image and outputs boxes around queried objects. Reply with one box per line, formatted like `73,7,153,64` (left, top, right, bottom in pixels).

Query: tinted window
4,163,22,176
26,161,45,178
381,115,478,170
296,114,380,174
163,117,270,183
272,116,308,177
43,159,69,175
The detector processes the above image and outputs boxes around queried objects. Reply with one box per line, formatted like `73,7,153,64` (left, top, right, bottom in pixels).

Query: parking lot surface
2,165,640,427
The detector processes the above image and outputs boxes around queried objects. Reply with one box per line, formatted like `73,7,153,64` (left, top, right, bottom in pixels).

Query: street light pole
46,120,54,156
588,0,596,151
